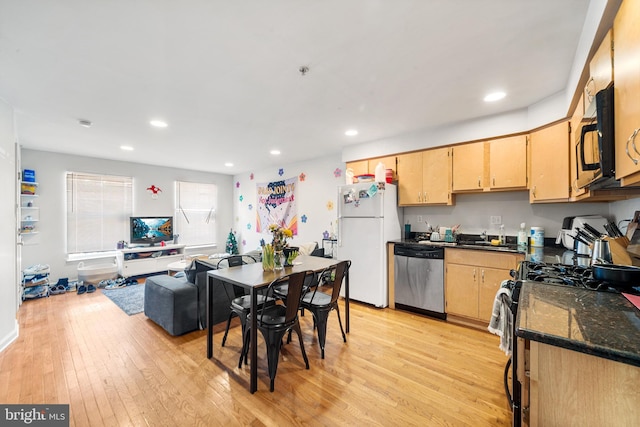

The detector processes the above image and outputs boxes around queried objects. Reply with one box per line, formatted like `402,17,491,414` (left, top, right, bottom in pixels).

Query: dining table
206,254,350,393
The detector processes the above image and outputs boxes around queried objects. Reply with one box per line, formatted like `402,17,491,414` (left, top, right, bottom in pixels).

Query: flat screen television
130,216,174,246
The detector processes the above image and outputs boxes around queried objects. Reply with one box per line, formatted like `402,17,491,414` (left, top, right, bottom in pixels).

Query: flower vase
273,250,284,271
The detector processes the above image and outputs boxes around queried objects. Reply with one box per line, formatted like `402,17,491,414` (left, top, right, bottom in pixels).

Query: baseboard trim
0,320,19,353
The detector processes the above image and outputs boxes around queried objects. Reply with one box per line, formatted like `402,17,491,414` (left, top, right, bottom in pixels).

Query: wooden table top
207,255,342,289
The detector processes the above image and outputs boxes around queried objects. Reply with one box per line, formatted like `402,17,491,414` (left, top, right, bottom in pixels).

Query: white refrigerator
336,182,402,307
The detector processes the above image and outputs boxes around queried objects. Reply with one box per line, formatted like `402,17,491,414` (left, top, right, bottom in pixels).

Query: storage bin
77,261,118,284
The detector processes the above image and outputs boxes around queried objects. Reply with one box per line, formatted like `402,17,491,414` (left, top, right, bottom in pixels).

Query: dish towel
488,280,513,356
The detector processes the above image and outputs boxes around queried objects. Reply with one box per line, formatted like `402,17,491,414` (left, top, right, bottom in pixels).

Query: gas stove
517,260,640,295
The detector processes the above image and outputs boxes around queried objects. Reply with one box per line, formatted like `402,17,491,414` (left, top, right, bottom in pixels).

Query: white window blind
175,181,217,246
66,172,133,253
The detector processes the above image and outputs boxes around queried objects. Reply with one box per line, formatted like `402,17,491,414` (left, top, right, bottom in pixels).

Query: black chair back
215,254,257,269
260,271,311,325
329,260,350,303
306,260,350,305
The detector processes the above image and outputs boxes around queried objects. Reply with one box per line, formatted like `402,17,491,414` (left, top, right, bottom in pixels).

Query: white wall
404,192,613,240
20,149,234,282
0,98,18,352
233,154,343,254
610,198,640,235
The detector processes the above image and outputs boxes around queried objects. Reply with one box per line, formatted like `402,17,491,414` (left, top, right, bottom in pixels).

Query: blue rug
102,284,145,315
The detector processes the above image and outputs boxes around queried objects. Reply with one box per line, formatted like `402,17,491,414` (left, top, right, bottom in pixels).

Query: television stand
116,244,186,277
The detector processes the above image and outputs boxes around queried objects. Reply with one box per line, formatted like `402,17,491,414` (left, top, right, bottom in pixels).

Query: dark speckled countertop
516,281,640,367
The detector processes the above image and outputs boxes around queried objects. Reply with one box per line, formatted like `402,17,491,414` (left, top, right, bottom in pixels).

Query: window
175,181,217,246
66,172,133,253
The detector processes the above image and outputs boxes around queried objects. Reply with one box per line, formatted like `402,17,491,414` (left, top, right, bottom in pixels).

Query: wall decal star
239,195,243,202
236,181,240,188
326,201,334,210
301,214,308,223
333,168,342,178
278,168,284,176
323,230,330,239
299,172,306,181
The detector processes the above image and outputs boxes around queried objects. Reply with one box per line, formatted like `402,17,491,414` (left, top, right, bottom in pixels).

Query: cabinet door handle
417,191,421,203
626,129,639,165
478,177,481,187
473,268,476,281
492,177,496,186
532,185,537,198
424,192,428,202
632,128,640,157
481,269,485,282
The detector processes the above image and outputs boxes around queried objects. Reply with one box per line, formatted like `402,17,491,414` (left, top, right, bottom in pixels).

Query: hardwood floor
1,288,512,426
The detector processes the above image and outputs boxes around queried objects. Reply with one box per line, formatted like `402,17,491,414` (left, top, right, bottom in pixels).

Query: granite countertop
391,238,568,262
516,281,640,367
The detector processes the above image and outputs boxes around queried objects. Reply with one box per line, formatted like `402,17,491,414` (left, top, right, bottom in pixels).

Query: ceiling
0,1,600,175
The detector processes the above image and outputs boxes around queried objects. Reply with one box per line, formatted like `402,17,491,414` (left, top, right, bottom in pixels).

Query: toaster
558,215,609,250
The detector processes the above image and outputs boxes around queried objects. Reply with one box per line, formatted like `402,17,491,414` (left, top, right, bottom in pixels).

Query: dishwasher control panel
394,245,444,259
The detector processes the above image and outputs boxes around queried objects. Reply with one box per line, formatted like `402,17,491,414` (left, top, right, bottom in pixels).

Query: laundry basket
77,261,118,284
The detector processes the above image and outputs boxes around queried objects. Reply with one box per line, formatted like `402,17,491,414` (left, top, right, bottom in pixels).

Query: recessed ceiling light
484,91,506,102
120,145,134,151
270,150,281,155
150,119,168,128
345,129,358,136
78,119,92,128
224,162,234,167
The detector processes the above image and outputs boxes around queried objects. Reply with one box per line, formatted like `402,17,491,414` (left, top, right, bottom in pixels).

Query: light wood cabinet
452,142,485,192
397,148,452,206
445,249,523,326
586,29,613,104
345,160,369,177
614,0,640,186
453,137,527,193
346,156,397,180
522,340,640,426
529,122,570,202
488,135,528,190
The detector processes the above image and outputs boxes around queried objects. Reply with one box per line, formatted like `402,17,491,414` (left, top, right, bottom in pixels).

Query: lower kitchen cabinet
445,248,523,326
519,340,640,426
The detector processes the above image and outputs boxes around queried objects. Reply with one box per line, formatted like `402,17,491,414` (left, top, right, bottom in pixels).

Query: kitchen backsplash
403,191,621,238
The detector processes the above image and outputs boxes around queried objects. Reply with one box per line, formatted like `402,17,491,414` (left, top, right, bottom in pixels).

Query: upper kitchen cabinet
452,142,485,192
530,121,570,203
488,135,528,190
614,0,640,186
569,94,589,199
346,155,397,179
397,148,453,206
345,160,368,176
586,29,613,104
452,136,527,193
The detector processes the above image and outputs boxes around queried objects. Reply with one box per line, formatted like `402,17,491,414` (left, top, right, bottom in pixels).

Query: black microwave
575,84,615,190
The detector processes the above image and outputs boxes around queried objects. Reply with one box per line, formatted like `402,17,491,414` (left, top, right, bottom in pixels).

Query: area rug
102,284,145,315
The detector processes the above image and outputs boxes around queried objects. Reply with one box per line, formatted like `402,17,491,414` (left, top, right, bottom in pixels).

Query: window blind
66,172,133,253
175,181,217,246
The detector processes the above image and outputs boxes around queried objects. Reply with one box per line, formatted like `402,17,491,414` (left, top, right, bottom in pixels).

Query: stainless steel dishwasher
394,244,445,319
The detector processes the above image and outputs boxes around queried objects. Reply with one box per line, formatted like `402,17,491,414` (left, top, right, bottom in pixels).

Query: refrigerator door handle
337,218,342,247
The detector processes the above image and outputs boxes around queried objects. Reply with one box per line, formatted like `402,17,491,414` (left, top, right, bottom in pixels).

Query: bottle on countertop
499,224,506,245
518,222,528,247
374,162,386,182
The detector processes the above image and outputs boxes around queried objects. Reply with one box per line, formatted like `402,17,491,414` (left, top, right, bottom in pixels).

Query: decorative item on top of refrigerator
337,182,402,307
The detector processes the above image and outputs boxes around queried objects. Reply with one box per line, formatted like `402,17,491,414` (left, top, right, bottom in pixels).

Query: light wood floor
1,287,512,426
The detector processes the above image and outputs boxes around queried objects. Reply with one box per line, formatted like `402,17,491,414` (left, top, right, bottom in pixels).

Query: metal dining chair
299,260,351,359
240,270,313,392
219,255,276,348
